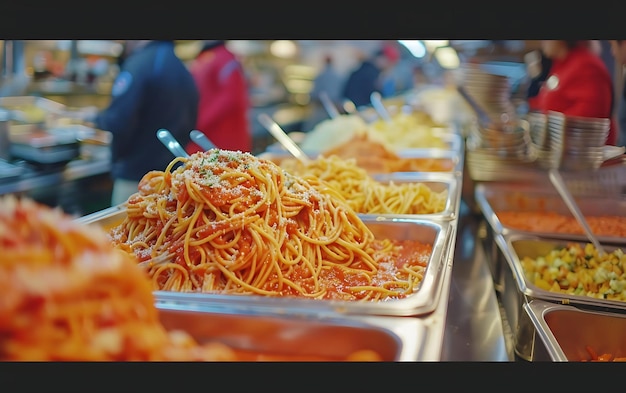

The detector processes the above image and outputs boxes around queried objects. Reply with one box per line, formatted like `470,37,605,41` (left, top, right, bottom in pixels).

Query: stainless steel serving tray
0,159,25,181
155,301,428,361
497,232,626,312
78,207,454,317
524,299,626,362
366,172,461,221
0,96,66,123
258,154,461,220
475,182,626,245
265,123,464,157
75,203,126,227
260,148,464,176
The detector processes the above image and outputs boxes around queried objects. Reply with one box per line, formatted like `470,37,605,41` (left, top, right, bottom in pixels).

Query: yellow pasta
279,155,449,215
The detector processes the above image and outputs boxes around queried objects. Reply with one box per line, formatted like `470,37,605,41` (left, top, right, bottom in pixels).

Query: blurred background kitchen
0,39,620,216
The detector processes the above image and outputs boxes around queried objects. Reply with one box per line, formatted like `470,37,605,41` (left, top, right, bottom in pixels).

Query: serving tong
548,169,606,256
319,91,340,119
157,128,219,159
257,113,311,164
370,92,392,123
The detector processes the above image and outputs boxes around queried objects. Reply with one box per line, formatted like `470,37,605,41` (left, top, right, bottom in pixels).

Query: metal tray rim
524,299,626,362
79,206,454,317
498,231,626,312
154,301,429,361
154,217,454,317
475,182,626,245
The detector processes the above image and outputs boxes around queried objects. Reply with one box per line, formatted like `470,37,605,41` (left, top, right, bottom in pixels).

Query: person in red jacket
528,40,617,145
186,40,252,154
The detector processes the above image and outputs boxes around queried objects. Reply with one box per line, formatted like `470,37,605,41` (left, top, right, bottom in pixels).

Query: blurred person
610,40,626,146
525,49,552,101
528,40,617,145
186,40,252,154
94,40,199,206
303,54,344,131
342,46,396,108
377,42,408,98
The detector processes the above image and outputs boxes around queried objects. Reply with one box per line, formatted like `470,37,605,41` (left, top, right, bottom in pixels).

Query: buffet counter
441,200,511,361
0,153,111,196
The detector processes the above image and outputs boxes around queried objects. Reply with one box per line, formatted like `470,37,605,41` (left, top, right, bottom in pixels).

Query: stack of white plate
465,118,537,181
466,118,532,160
527,111,548,148
541,111,611,171
459,64,516,123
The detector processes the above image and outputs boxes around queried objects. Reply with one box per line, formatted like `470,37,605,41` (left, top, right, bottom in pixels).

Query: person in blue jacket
342,50,384,109
94,40,199,206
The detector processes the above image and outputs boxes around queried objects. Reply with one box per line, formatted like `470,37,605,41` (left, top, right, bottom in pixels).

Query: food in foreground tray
497,211,626,238
521,242,626,301
109,150,432,299
581,346,626,362
0,195,384,361
0,195,234,361
278,154,448,215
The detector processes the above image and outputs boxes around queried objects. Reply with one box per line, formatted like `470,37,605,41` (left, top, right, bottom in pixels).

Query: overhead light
270,40,298,59
398,40,426,58
283,64,317,79
423,40,449,52
434,46,460,69
284,79,313,94
77,40,124,57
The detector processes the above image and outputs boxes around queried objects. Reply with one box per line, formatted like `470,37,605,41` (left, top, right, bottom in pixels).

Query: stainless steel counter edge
0,157,111,195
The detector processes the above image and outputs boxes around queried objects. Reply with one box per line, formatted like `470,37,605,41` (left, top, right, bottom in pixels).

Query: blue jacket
342,60,381,108
95,41,199,181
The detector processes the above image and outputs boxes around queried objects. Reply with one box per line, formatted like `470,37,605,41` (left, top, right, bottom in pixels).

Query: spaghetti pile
0,195,238,361
109,149,432,300
279,154,448,215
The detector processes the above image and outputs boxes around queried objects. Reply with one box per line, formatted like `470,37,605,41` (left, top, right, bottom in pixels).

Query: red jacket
186,44,252,154
528,45,617,145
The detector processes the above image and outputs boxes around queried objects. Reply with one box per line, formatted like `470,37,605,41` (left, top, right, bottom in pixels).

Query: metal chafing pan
260,146,464,176
265,123,464,156
256,155,461,220
523,299,626,362
0,96,66,123
8,123,80,165
499,232,626,312
366,172,461,221
75,203,126,228
155,301,428,361
493,231,626,360
78,207,454,317
475,182,626,245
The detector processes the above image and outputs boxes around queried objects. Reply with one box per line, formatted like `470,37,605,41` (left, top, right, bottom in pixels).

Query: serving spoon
343,99,358,115
156,128,190,158
370,92,392,123
319,91,340,119
548,168,606,256
189,129,217,151
258,113,311,164
456,86,492,128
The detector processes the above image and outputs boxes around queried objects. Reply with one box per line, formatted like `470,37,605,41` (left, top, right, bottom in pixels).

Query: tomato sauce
497,211,626,237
